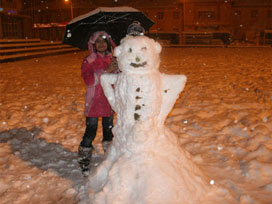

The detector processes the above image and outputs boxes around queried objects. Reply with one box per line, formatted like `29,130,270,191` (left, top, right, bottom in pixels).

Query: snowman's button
135,105,141,111
134,113,140,120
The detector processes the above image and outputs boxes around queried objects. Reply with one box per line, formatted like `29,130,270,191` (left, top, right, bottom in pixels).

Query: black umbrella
63,7,154,50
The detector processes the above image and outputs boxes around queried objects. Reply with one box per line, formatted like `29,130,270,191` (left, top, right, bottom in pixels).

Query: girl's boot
78,117,97,175
102,116,114,152
102,141,112,152
78,145,92,176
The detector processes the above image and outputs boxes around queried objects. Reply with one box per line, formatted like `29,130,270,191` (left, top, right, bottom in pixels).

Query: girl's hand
105,58,119,73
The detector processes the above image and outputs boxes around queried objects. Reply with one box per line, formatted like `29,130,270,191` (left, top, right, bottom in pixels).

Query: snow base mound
83,127,234,204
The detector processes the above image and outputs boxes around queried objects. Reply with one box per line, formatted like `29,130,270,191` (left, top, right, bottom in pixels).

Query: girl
78,31,118,172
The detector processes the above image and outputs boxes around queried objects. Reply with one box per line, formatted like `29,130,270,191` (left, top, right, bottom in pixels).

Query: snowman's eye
129,48,132,53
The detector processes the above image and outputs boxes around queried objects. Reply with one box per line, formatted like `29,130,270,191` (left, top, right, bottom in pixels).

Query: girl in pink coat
78,31,118,171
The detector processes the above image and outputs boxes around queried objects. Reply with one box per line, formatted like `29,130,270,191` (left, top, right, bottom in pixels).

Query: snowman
85,36,232,204
100,35,187,147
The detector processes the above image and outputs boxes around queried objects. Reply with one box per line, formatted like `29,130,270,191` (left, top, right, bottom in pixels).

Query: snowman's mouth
130,61,147,68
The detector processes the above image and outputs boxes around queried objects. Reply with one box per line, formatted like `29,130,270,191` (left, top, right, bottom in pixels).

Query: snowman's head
114,36,161,74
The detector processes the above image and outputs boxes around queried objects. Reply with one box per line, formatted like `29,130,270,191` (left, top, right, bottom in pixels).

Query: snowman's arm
101,73,118,111
159,74,187,124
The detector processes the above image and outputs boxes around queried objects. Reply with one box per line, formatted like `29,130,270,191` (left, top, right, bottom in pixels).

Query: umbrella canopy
63,7,154,50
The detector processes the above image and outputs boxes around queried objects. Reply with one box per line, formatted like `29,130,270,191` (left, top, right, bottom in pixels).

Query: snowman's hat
127,21,145,36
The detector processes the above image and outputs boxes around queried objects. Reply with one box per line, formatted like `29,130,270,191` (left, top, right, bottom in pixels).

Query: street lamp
65,0,73,19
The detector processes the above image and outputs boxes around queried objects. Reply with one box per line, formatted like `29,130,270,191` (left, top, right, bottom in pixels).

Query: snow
0,46,272,203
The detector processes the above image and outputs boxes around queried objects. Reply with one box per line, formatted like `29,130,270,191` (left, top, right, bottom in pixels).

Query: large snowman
85,36,232,204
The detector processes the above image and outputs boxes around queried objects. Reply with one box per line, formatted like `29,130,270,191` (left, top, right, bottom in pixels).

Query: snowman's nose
136,57,141,62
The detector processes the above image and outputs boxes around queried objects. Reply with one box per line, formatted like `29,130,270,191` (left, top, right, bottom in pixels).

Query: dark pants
80,115,114,148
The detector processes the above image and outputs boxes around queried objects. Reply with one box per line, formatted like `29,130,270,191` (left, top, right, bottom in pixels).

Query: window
46,15,50,23
39,15,43,23
3,17,19,38
198,11,216,20
268,10,272,18
251,10,258,18
157,12,164,20
173,12,179,19
80,0,89,3
234,10,241,16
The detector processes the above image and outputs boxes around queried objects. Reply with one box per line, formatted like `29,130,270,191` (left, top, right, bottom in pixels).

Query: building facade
20,0,97,40
0,0,32,39
1,0,271,44
231,0,272,43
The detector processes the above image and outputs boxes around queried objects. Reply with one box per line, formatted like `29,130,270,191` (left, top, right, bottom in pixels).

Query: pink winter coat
81,52,114,117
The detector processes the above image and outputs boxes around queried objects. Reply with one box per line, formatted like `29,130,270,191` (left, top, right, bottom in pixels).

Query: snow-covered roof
68,7,140,25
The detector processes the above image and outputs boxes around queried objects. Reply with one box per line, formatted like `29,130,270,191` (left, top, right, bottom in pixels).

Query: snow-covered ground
0,47,271,203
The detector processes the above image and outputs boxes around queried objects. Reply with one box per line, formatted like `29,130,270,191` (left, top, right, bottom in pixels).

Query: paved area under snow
0,47,271,203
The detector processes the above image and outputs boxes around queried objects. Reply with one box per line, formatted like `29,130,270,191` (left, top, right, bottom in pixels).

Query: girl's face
95,36,108,53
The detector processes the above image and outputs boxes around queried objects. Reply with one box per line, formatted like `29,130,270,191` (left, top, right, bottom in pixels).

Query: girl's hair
93,38,112,54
